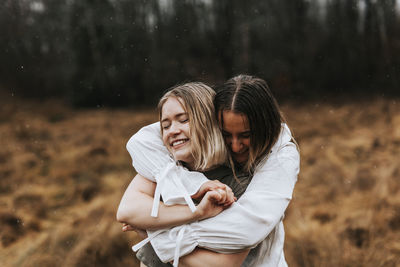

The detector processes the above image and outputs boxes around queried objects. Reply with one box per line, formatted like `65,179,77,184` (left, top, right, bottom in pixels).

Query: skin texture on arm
117,174,233,230
179,248,249,267
117,174,246,266
117,174,202,230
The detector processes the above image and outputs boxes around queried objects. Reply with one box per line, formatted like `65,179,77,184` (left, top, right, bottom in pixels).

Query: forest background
1,0,399,266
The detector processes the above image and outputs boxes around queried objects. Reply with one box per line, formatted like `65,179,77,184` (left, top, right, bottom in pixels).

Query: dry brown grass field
0,95,399,267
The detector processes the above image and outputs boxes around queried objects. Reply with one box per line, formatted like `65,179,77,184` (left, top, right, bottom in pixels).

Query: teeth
172,140,187,147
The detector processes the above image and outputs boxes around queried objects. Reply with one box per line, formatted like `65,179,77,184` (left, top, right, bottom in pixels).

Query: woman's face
161,97,194,167
220,110,251,164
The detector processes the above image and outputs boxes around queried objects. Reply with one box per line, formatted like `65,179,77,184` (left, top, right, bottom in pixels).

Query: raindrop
20,65,24,70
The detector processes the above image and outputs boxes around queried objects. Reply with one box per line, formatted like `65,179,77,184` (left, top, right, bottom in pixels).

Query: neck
181,161,195,170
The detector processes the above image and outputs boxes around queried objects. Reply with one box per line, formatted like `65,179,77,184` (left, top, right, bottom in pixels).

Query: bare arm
117,174,202,230
117,174,231,230
179,248,249,267
118,175,248,266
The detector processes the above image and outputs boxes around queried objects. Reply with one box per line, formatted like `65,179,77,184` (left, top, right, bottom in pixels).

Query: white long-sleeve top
127,122,209,217
127,122,299,266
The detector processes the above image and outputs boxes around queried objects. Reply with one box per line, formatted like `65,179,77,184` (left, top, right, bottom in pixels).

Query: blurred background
1,0,399,266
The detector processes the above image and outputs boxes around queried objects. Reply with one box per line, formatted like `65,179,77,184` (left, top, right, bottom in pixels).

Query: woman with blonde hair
118,75,300,266
118,82,249,266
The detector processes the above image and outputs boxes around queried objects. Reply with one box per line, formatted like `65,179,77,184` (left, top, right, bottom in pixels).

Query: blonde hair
158,82,227,171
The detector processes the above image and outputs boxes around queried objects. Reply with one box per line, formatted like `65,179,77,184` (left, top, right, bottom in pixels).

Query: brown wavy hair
214,74,284,173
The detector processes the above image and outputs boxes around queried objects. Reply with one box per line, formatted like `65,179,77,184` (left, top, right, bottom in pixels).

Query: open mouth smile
170,138,189,148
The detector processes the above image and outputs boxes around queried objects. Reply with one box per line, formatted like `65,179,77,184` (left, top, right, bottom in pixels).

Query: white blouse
127,122,209,217
127,122,299,267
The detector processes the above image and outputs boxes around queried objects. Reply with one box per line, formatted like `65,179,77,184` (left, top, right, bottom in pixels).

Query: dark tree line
0,0,399,106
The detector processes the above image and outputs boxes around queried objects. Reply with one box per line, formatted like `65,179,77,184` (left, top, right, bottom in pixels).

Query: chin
173,151,191,163
234,155,248,165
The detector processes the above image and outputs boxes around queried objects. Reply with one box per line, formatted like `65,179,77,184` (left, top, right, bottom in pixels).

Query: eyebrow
221,128,250,135
161,112,187,123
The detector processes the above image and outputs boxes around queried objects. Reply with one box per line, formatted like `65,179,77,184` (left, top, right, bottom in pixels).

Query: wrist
193,206,205,221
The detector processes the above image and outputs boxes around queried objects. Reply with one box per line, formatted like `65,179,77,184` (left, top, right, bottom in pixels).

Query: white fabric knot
151,163,197,217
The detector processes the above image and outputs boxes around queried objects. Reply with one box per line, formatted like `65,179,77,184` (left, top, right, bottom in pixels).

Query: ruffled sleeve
148,124,300,263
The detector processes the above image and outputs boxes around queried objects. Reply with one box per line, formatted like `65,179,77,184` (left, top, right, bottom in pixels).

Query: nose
169,122,181,135
230,137,242,153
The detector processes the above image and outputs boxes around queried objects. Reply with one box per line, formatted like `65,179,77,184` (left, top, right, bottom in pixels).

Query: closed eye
177,114,189,123
161,122,171,130
221,130,231,137
240,133,250,138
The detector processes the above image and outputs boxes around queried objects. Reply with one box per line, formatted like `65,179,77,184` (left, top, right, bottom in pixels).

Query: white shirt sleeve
148,125,300,263
126,122,209,216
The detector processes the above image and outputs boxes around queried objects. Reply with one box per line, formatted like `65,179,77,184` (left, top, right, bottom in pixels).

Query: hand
195,190,230,221
122,223,148,238
192,180,236,206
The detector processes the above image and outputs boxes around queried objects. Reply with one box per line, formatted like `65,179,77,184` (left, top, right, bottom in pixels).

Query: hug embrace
117,74,300,267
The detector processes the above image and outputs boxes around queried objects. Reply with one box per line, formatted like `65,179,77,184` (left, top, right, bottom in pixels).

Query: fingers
224,186,235,206
215,184,234,206
205,190,222,202
192,180,227,199
122,224,134,232
216,188,227,204
192,181,217,199
193,180,236,207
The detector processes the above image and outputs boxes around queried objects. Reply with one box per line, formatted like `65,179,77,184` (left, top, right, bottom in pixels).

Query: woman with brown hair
118,75,299,266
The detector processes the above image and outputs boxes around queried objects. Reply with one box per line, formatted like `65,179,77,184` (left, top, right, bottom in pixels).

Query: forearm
179,248,249,267
117,174,203,230
117,191,200,230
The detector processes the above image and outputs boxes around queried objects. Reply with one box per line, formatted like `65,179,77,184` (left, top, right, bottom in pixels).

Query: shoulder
126,122,163,151
256,123,300,175
128,122,161,143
